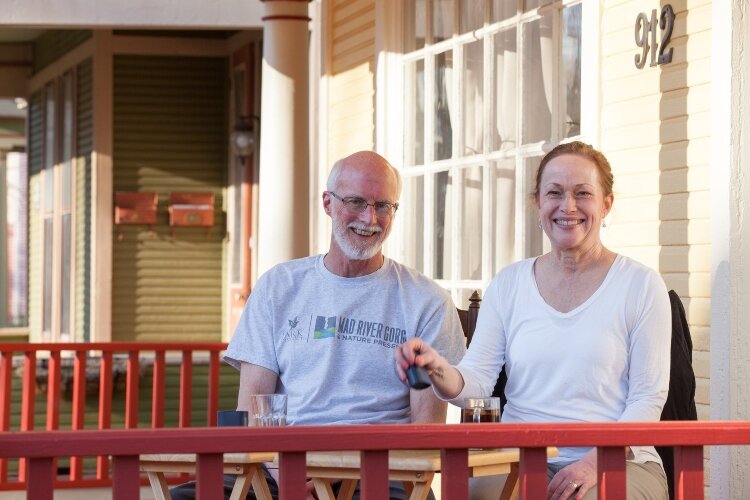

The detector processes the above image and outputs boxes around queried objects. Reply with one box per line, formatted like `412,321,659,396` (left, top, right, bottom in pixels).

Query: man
172,151,465,499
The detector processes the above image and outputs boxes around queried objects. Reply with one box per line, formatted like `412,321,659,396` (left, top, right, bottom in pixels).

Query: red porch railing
0,342,229,490
1,421,748,499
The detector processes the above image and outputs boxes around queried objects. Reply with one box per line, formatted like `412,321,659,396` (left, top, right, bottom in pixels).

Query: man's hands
305,479,318,500
547,450,597,500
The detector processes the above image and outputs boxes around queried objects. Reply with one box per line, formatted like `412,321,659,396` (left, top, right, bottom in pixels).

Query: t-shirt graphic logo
281,316,304,342
313,316,337,339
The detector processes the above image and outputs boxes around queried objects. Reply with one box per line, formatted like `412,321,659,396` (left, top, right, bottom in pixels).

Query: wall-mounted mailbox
114,192,158,225
168,192,215,230
114,191,158,240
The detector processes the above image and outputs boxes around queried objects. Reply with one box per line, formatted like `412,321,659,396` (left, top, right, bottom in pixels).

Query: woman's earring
537,220,542,229
602,220,607,228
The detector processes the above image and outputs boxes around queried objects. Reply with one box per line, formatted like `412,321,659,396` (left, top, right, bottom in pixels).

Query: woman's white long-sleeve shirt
451,255,671,464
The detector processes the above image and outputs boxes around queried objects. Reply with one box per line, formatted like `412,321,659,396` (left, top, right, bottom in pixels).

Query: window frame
383,0,594,303
40,70,77,342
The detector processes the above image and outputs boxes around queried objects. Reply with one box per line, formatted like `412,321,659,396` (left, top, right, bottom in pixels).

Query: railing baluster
97,350,113,479
597,446,626,500
46,351,61,430
46,350,61,484
674,445,704,500
70,349,87,480
27,457,54,500
440,448,468,500
21,351,36,431
180,350,193,428
112,455,141,500
208,350,220,426
125,350,139,429
278,451,307,500
519,447,548,500
360,450,389,500
196,452,224,499
19,350,36,481
0,350,13,483
152,350,166,428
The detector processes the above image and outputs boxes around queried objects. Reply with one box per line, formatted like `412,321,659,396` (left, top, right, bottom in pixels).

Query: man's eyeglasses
327,191,399,217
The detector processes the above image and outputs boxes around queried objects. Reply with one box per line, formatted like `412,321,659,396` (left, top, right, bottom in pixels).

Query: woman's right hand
394,338,446,383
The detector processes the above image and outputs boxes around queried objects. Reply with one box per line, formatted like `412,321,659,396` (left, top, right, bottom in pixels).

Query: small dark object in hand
406,365,432,390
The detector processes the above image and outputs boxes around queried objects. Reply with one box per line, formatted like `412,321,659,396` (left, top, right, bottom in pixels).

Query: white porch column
257,0,311,275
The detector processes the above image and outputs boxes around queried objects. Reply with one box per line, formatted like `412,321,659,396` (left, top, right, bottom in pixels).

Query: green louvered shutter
27,92,43,340
76,58,93,341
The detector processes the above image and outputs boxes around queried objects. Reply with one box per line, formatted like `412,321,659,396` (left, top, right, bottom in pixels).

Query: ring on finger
568,481,580,489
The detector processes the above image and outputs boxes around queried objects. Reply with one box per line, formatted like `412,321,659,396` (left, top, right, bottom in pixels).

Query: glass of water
249,394,288,427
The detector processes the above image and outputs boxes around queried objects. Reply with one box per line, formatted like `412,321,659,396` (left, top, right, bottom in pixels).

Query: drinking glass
461,397,501,423
249,394,288,427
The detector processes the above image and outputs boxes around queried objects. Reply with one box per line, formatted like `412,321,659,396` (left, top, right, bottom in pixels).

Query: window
41,71,76,341
2,151,28,328
393,0,583,303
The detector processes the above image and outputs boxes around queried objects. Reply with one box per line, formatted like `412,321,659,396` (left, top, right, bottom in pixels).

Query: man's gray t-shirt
224,255,466,425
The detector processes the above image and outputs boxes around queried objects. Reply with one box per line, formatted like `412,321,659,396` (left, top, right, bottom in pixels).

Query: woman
395,142,671,500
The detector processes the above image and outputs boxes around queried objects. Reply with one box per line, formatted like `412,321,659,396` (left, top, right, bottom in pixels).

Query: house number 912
634,4,675,69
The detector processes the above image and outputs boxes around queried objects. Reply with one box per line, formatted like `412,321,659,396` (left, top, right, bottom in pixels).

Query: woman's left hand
547,450,597,500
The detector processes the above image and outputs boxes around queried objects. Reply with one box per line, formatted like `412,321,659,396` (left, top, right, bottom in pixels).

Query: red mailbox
168,192,215,236
114,192,158,240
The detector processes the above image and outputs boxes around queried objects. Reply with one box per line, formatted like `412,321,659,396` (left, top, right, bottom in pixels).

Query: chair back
457,290,481,344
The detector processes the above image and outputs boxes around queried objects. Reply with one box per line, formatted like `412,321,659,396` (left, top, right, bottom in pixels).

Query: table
140,452,276,500
304,447,559,500
141,447,557,500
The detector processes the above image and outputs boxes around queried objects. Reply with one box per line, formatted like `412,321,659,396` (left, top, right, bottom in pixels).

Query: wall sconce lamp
231,115,260,163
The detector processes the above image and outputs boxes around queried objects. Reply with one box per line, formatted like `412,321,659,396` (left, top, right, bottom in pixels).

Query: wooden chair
457,291,482,344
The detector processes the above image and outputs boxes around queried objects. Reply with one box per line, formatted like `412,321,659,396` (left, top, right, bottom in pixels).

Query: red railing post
597,446,626,500
46,351,61,430
27,457,54,500
97,350,113,479
440,448,469,499
0,350,13,482
46,350,61,483
360,450,390,500
70,349,87,480
518,447,548,500
674,445,704,500
152,350,166,428
112,455,141,500
125,350,139,429
208,350,220,426
278,451,307,500
180,350,193,428
19,350,36,481
196,452,224,499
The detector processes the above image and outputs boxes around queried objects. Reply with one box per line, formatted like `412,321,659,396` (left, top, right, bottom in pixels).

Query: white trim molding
711,0,750,497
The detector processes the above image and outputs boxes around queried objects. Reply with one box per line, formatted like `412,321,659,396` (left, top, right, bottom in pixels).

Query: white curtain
495,28,517,149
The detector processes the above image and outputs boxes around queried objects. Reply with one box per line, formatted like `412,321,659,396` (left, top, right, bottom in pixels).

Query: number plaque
634,4,675,69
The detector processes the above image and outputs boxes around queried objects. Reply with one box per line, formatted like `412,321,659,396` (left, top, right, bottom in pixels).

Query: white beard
332,219,387,260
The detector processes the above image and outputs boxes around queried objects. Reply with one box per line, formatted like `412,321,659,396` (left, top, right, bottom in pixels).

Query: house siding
327,0,376,163
600,0,711,422
111,55,228,342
